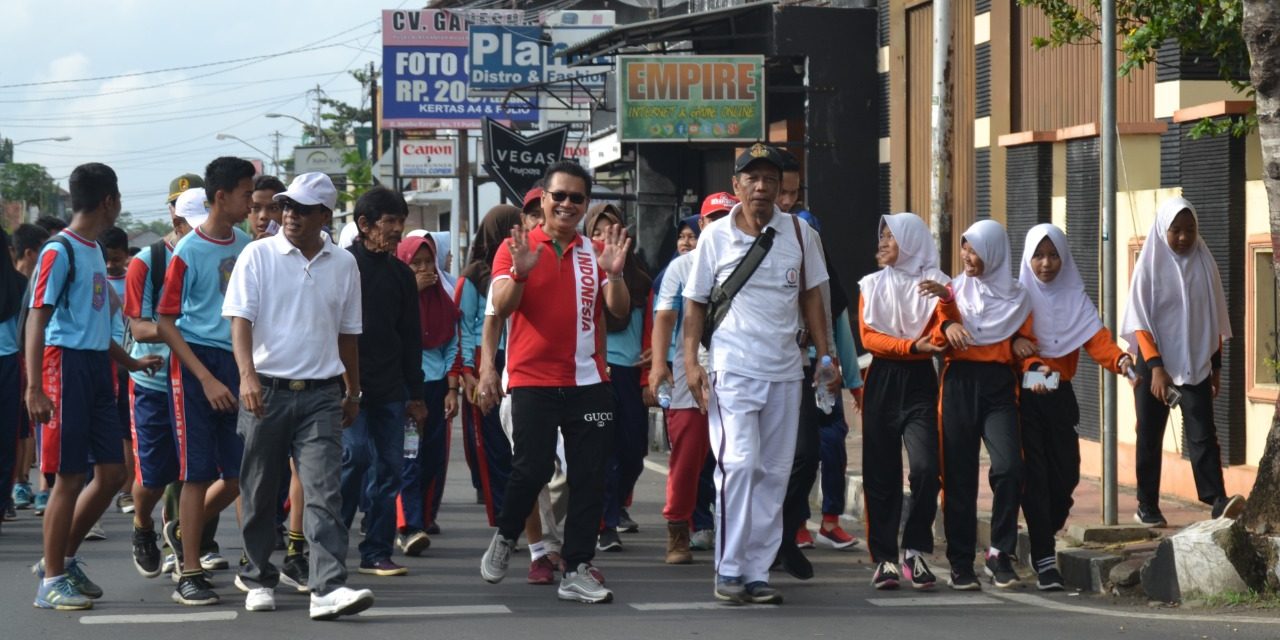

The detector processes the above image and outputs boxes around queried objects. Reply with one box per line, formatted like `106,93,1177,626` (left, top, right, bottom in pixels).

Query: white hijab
1120,197,1230,385
858,212,950,339
952,219,1031,345
1018,224,1103,358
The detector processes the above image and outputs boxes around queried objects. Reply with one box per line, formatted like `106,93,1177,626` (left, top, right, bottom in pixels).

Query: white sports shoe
309,586,374,620
245,587,276,612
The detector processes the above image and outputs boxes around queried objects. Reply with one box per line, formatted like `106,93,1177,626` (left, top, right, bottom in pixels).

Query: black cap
734,142,786,173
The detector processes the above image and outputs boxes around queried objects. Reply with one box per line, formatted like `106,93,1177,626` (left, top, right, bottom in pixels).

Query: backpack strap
149,240,166,319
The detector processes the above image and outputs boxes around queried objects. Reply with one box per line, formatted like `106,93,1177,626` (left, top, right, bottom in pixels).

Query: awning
558,1,776,63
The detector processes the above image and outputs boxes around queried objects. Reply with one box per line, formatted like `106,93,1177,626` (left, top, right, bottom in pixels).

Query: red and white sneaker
795,528,815,549
817,525,859,550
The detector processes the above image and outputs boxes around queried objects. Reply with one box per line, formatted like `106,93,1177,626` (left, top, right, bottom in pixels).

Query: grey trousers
238,382,349,596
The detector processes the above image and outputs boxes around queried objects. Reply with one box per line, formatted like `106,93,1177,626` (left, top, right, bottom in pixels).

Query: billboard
545,10,614,91
399,138,457,177
382,9,538,129
293,146,345,175
468,25,544,95
616,55,765,143
482,118,570,205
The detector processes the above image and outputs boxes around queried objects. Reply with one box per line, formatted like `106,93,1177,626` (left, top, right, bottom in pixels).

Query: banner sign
616,55,765,143
468,25,545,95
399,138,457,177
545,10,614,91
293,146,345,175
382,9,538,129
483,118,570,204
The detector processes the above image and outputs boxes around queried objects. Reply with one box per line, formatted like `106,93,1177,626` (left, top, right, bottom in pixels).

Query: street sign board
616,55,765,143
382,9,538,129
399,138,457,177
293,146,344,175
482,118,570,204
468,25,545,96
545,10,614,92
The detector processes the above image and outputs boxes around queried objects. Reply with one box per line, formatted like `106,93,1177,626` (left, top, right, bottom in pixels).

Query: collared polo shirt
222,233,362,380
683,204,829,382
491,224,609,388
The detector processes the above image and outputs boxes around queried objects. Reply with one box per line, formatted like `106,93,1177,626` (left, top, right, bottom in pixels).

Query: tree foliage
1018,0,1253,136
312,69,376,204
0,162,59,210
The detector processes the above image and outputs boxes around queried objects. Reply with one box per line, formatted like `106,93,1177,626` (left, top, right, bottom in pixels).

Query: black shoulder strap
719,227,775,300
15,235,75,351
149,240,166,317
701,227,776,347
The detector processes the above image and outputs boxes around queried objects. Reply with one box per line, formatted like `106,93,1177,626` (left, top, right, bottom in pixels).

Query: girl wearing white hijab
857,212,948,591
1017,223,1134,590
919,218,1034,591
1120,197,1243,526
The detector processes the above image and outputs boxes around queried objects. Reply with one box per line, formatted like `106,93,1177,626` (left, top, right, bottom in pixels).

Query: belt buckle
288,380,306,392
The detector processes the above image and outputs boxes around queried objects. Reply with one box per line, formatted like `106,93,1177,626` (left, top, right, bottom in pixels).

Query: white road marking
867,596,1003,607
80,611,238,624
991,592,1280,625
358,604,512,617
630,602,778,611
643,459,670,476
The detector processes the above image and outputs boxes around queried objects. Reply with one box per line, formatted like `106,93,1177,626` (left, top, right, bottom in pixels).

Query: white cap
175,187,210,229
337,222,358,249
273,172,337,212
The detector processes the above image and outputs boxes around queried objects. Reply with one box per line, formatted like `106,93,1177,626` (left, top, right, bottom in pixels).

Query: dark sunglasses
282,199,325,216
546,190,587,205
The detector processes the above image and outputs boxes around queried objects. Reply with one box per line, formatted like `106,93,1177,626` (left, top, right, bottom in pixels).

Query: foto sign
616,55,765,143
399,139,457,177
468,25,544,95
382,9,538,129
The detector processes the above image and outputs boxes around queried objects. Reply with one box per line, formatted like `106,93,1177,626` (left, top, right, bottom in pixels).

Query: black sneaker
949,565,981,591
1134,504,1167,527
1211,495,1246,520
984,552,1019,588
871,561,900,590
172,573,219,606
901,555,937,590
281,553,310,593
597,528,623,552
1037,568,1065,591
162,519,184,568
618,509,639,533
132,526,162,578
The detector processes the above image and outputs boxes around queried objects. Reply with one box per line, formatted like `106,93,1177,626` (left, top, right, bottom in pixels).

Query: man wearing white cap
224,172,373,619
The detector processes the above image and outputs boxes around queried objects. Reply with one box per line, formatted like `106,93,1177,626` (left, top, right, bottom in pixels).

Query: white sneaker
200,552,229,571
245,587,275,612
309,586,374,620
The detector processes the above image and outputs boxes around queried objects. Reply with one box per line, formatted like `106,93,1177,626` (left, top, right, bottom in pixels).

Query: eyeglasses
546,190,587,205
282,200,325,216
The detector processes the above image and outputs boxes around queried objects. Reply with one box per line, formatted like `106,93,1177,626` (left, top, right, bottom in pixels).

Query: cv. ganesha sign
617,55,764,143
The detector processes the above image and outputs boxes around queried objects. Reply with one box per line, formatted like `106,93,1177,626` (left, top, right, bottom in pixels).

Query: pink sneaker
527,556,555,585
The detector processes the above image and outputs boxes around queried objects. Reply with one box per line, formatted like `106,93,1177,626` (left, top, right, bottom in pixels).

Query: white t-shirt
683,206,829,382
655,252,707,410
222,233,362,380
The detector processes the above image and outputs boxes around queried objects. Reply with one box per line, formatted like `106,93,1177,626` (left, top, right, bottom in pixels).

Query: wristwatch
343,391,362,405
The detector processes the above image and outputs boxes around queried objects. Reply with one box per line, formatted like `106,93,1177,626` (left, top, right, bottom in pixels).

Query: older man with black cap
682,143,836,605
224,172,373,620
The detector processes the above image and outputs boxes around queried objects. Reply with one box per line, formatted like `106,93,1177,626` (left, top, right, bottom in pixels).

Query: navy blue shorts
131,381,178,488
170,344,242,483
40,347,124,475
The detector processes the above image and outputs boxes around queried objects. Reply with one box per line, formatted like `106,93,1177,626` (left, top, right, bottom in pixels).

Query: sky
0,0,402,221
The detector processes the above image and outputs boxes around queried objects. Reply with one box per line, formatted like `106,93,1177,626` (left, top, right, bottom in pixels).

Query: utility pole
455,130,469,276
929,0,955,268
1101,0,1119,526
269,131,283,178
369,61,381,164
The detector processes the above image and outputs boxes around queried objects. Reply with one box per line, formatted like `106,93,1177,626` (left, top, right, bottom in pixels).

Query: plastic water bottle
656,380,672,409
404,419,420,459
814,355,837,415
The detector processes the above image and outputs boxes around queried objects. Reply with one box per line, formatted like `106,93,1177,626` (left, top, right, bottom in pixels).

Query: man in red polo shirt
476,161,630,604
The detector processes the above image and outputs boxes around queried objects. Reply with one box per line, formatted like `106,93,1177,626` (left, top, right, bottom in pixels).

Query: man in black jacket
339,186,426,576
